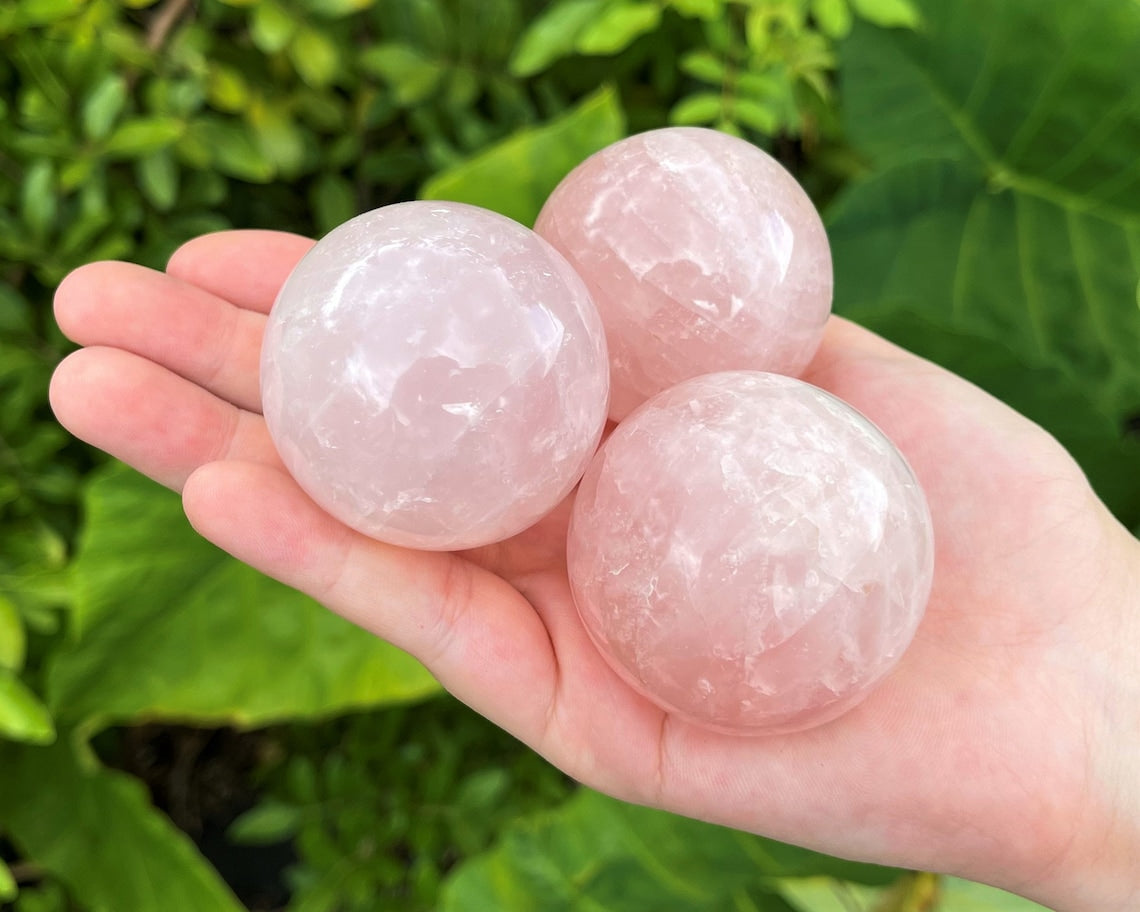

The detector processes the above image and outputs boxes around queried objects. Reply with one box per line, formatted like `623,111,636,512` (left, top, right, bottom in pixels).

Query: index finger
166,229,316,313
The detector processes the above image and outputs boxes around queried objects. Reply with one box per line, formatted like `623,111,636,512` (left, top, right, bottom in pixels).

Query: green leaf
57,156,93,192
359,43,448,106
811,0,853,38
301,0,374,16
0,738,242,911
939,877,1052,910
289,26,340,87
509,0,607,76
733,97,782,134
251,103,307,176
81,74,128,141
8,0,82,27
136,150,179,211
103,117,185,157
250,0,297,53
439,790,899,910
421,86,626,227
831,0,1140,522
46,463,440,731
0,859,14,902
207,63,251,112
778,876,886,911
668,0,722,20
311,171,358,234
8,881,68,912
186,117,275,182
0,669,55,744
227,800,303,845
576,2,662,56
455,768,510,814
20,159,56,238
849,0,920,28
670,92,723,126
0,595,25,670
745,5,807,54
680,50,729,85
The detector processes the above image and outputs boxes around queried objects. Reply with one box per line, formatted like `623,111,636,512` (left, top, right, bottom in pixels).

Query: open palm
50,231,1138,909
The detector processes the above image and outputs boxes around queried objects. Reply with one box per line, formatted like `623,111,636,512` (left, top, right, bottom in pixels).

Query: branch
146,0,195,52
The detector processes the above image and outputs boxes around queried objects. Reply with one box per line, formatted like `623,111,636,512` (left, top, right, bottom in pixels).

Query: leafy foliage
422,87,626,226
512,0,921,142
230,696,574,911
829,0,1140,524
440,789,898,911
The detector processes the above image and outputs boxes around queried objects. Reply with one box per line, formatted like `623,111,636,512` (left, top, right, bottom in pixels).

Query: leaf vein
1013,194,1049,356
1043,95,1140,184
1065,209,1114,366
904,46,1140,226
951,194,988,321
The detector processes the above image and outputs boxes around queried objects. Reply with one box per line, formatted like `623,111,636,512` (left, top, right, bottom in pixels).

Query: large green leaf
939,878,1052,910
830,0,1140,521
47,463,440,732
780,874,1049,911
420,87,626,227
0,737,242,912
439,789,900,910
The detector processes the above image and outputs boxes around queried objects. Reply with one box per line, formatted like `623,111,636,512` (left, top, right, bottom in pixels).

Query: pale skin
50,230,1139,910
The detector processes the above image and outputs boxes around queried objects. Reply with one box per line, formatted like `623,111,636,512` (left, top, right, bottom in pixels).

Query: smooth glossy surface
568,372,933,734
537,127,833,420
261,201,610,550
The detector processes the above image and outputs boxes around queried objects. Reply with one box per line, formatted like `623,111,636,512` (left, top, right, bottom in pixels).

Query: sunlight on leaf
47,463,440,732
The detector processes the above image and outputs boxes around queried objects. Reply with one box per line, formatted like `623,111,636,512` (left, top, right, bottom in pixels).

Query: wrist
1024,520,1140,910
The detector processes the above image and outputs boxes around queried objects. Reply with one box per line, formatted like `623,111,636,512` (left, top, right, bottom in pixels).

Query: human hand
50,230,1140,910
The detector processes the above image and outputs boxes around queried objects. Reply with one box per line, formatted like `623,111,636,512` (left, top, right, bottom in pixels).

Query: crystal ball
536,127,833,421
568,372,934,734
260,201,610,551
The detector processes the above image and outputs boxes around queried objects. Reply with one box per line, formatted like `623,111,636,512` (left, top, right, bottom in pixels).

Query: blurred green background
1,0,1137,909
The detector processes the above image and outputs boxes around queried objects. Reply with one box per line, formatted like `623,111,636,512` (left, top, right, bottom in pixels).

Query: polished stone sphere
261,201,610,550
536,127,833,420
567,371,934,734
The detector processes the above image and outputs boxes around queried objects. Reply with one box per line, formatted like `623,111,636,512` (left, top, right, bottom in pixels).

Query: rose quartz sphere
261,201,609,551
568,372,933,734
536,127,833,421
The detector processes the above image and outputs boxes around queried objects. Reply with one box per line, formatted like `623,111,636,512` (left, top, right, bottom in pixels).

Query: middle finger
55,260,266,414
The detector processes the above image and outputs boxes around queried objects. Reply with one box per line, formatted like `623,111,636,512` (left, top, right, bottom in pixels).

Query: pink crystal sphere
568,372,933,734
261,201,610,551
536,127,833,421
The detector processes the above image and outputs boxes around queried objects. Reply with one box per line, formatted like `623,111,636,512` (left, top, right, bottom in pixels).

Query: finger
166,230,315,314
55,261,265,414
182,460,563,742
50,347,279,491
